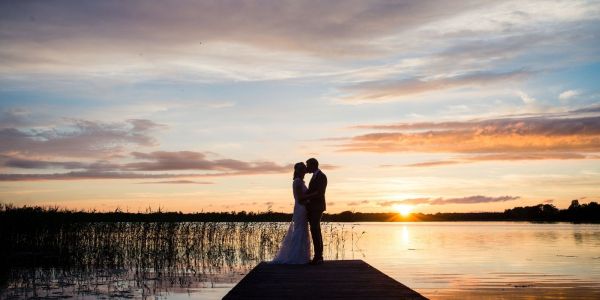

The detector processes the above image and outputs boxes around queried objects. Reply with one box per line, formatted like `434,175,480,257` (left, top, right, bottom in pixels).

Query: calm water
352,222,600,299
2,222,599,299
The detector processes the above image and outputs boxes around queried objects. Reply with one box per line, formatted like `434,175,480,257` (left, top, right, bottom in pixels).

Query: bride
271,162,314,264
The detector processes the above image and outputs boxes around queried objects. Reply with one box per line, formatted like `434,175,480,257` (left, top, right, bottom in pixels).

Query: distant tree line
325,200,599,222
0,200,598,223
503,200,599,222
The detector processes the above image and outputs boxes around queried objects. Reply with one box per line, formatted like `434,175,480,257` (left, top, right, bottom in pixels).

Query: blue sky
1,0,599,213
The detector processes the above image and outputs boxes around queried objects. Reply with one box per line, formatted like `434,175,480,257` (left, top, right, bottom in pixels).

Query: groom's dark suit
306,169,327,260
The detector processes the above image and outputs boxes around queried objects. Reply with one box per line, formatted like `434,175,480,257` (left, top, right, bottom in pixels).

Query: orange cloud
339,115,600,153
406,152,594,167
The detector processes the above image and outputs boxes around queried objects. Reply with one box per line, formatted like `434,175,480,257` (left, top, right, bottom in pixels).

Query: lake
1,222,599,299
352,222,600,299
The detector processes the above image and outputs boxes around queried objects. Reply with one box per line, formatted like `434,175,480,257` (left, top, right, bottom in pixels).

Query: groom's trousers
308,210,324,259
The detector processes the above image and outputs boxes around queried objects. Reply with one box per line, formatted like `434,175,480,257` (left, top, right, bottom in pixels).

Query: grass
0,204,360,298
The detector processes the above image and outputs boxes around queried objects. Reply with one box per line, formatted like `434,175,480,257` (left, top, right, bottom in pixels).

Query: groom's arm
299,191,318,205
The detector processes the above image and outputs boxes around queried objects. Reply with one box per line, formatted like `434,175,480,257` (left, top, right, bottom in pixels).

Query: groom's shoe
309,257,324,265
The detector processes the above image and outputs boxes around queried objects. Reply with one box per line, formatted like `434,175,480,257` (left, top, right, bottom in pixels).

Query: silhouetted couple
271,158,327,265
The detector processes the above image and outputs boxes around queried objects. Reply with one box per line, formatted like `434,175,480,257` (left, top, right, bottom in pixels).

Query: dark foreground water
1,222,599,299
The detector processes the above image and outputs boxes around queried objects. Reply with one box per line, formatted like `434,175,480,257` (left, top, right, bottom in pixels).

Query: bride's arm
299,191,318,201
294,181,318,204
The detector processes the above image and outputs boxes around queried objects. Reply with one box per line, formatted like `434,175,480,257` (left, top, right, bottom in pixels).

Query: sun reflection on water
402,225,410,244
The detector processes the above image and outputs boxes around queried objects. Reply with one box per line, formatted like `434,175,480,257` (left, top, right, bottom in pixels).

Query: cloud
0,119,165,158
0,0,505,83
406,152,593,167
0,117,291,180
0,108,31,129
378,164,395,168
339,113,600,153
430,195,519,204
2,157,88,169
378,195,519,206
320,164,341,170
347,200,370,206
405,160,462,167
128,119,165,132
124,151,291,173
0,1,494,58
137,180,214,184
337,69,530,103
559,90,580,101
517,90,536,104
0,171,185,181
573,105,600,113
2,0,597,85
323,3,599,103
0,150,292,181
465,152,591,161
204,101,235,109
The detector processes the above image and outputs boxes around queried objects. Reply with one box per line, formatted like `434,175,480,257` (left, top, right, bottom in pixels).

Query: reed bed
0,221,360,299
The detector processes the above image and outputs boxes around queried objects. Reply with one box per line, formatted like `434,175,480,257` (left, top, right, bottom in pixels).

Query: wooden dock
223,260,427,299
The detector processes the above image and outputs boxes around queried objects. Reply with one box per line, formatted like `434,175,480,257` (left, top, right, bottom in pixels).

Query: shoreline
2,204,599,223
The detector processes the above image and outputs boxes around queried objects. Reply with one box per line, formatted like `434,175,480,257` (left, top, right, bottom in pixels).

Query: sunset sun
394,205,413,217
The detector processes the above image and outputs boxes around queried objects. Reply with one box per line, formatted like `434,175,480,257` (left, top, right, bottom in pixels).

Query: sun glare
394,205,413,217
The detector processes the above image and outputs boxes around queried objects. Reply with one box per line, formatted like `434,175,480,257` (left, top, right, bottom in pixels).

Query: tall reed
1,220,360,298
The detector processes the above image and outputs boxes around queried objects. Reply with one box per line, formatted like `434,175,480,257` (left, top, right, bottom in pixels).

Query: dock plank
223,260,427,299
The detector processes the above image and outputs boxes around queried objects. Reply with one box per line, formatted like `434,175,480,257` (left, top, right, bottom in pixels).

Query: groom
305,157,327,265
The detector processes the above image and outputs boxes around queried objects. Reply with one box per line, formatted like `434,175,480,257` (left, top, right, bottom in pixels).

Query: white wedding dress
271,178,311,264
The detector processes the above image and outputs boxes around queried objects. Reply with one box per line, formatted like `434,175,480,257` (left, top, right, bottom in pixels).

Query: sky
1,0,599,214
